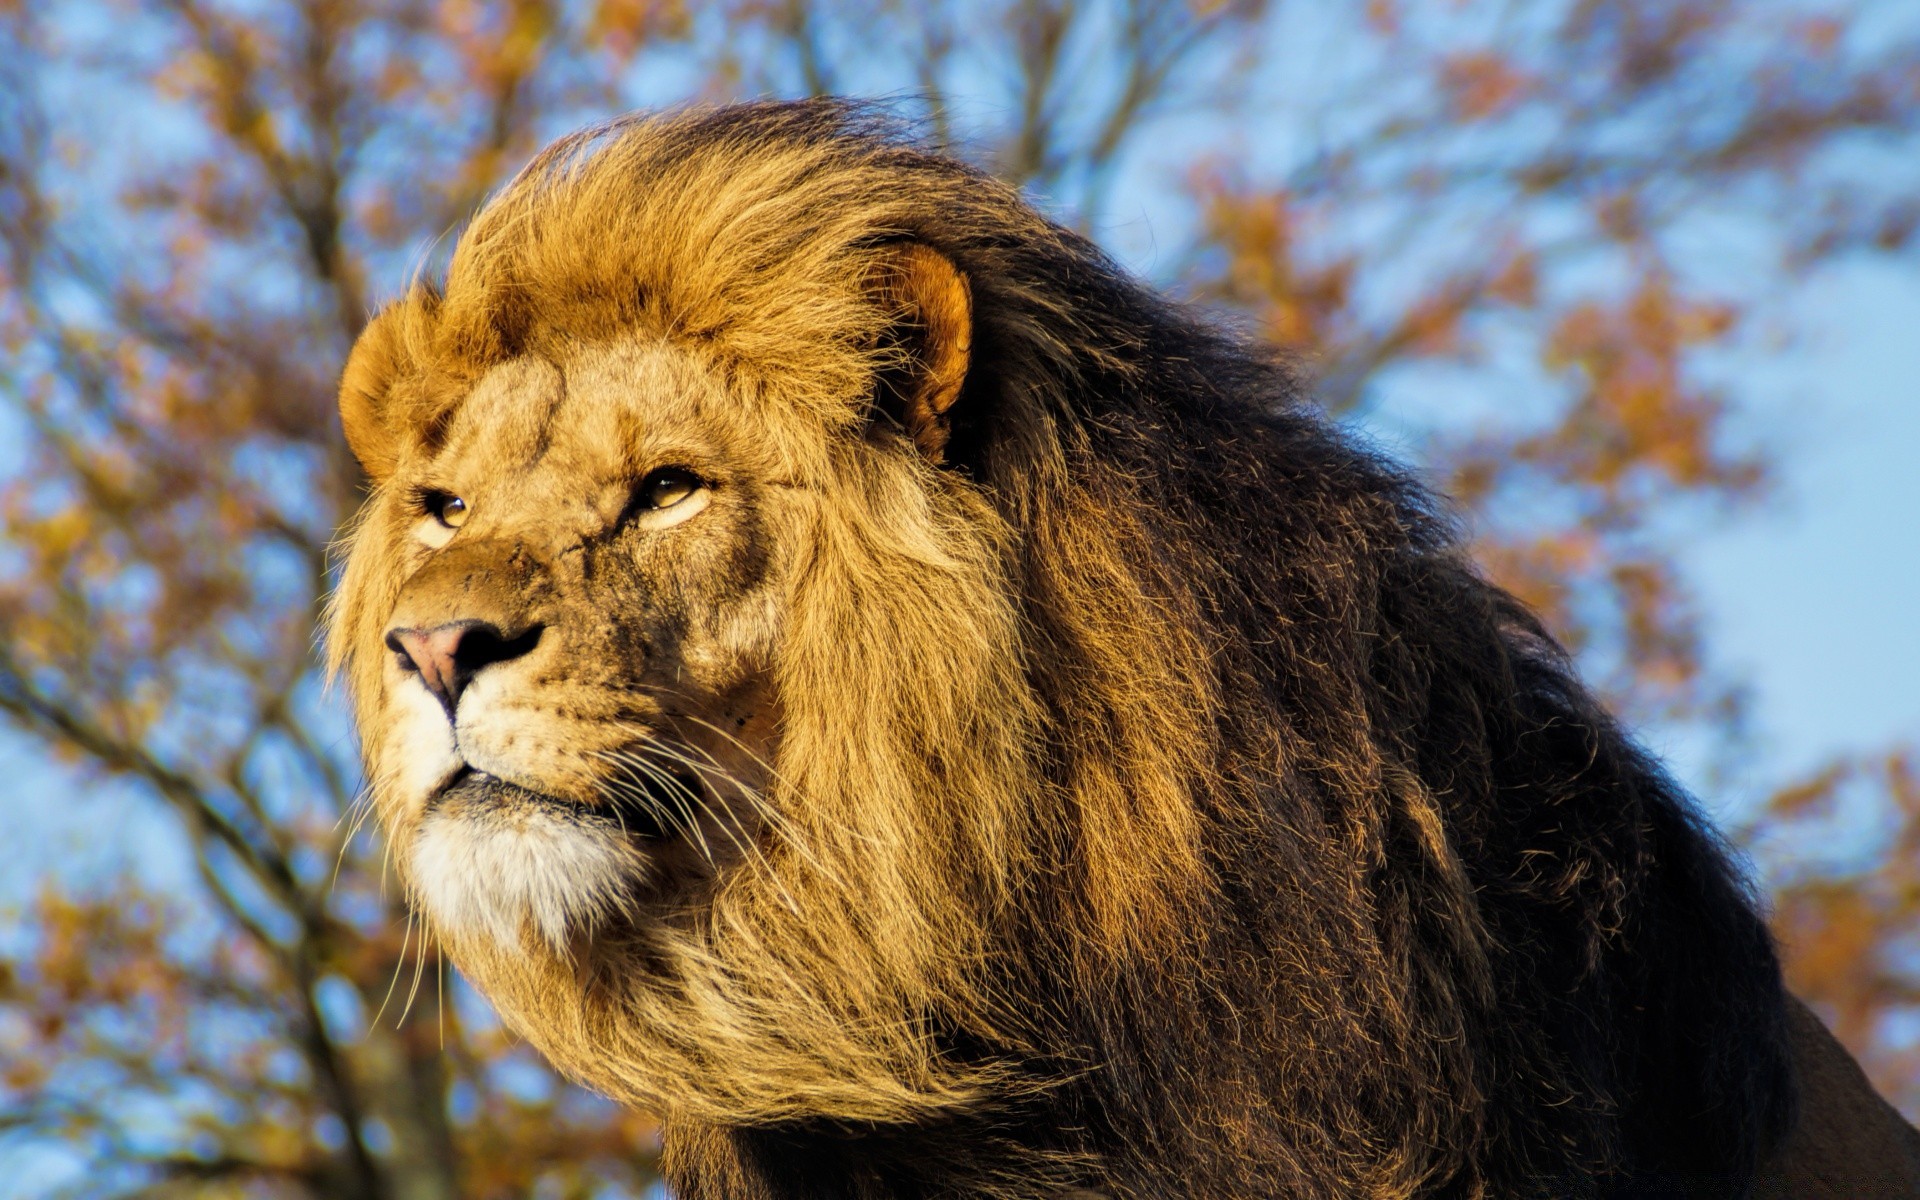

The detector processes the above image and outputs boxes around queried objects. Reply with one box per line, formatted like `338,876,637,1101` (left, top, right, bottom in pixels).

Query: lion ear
866,243,972,462
338,295,434,482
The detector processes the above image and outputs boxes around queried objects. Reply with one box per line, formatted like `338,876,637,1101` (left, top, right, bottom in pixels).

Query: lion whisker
632,752,784,890
618,738,782,864
595,748,718,866
371,901,415,1031
610,714,835,878
661,741,851,895
399,907,433,1028
329,786,380,897
606,740,810,915
660,705,785,782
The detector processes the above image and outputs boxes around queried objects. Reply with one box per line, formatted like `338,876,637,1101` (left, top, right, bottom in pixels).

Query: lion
327,101,1920,1198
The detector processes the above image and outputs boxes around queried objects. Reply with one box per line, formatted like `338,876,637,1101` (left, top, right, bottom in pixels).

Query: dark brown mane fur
347,100,1799,1199
653,101,1793,1200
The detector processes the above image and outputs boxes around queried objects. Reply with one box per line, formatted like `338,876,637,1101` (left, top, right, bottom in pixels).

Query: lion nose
384,619,543,717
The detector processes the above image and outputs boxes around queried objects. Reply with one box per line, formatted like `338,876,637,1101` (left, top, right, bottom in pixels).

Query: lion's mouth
432,765,701,843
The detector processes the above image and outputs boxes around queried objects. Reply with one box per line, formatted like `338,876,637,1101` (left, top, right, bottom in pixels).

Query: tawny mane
333,102,1825,1198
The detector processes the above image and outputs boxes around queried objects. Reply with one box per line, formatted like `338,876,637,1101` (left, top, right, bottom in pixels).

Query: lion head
331,103,1798,1197
328,108,1068,1128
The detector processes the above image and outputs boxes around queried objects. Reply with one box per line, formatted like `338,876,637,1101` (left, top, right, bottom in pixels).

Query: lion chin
409,772,648,952
327,100,1920,1200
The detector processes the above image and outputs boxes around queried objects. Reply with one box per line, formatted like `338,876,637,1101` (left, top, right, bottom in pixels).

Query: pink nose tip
383,620,541,716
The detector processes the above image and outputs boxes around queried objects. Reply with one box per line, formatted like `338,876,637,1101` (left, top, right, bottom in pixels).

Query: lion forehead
434,355,565,472
427,343,675,474
433,340,816,492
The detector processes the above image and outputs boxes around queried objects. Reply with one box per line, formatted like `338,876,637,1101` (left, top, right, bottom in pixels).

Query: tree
0,1,1915,1193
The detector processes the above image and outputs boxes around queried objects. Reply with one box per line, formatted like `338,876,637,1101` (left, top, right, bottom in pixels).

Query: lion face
348,339,797,950
326,118,1052,1120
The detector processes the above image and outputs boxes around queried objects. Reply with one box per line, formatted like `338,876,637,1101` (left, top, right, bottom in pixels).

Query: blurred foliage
0,0,1916,1194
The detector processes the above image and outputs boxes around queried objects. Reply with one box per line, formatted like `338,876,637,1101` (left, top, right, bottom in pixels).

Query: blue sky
1678,258,1920,811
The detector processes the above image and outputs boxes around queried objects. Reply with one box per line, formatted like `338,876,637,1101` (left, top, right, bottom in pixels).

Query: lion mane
329,101,1920,1198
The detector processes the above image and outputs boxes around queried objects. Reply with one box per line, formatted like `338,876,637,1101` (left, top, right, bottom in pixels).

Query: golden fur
330,102,1916,1198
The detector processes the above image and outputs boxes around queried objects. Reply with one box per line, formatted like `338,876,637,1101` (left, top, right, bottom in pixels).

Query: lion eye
637,467,702,510
428,493,469,529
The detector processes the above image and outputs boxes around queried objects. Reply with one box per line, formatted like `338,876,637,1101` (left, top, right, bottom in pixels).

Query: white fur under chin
410,805,641,953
